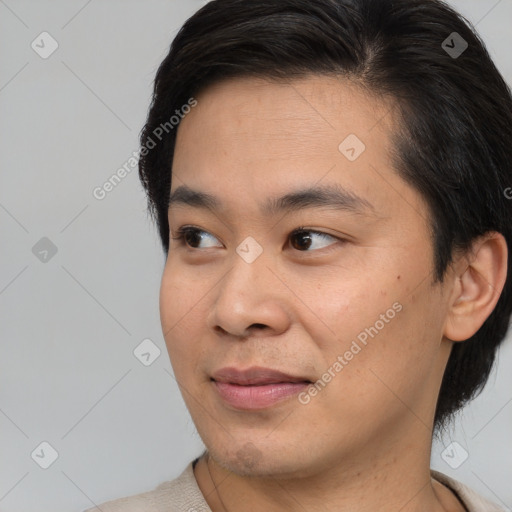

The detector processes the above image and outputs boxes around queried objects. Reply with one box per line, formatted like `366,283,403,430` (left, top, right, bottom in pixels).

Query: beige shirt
83,458,505,512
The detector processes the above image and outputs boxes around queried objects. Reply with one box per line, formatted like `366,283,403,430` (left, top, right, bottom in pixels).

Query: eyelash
170,225,344,254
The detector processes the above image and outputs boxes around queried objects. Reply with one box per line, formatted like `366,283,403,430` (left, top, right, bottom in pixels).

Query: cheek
334,287,444,412
159,259,203,328
306,303,437,439
308,268,398,352
159,262,205,369
315,260,439,385
159,265,179,337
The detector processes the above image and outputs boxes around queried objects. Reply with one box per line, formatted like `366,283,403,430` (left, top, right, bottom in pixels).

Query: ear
443,232,508,342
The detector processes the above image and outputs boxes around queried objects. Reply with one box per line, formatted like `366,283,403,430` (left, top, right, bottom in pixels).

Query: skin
159,75,507,512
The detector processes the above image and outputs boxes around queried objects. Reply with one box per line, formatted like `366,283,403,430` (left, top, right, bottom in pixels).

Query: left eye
288,228,338,251
171,226,339,252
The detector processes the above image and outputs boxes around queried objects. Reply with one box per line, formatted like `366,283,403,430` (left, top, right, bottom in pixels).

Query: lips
211,366,312,385
211,366,312,410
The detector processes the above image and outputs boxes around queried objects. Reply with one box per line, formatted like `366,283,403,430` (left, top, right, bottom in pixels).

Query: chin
215,441,268,475
206,437,322,480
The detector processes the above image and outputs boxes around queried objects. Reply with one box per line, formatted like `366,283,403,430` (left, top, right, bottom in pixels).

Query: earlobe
443,232,508,342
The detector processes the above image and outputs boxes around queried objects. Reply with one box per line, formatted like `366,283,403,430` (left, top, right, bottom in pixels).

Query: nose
206,248,291,340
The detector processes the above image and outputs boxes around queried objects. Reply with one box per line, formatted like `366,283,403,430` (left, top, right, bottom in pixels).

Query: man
86,0,511,510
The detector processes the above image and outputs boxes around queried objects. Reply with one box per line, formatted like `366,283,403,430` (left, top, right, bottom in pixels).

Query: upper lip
211,366,312,385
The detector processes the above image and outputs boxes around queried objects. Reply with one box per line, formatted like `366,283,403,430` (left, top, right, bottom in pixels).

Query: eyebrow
168,183,375,217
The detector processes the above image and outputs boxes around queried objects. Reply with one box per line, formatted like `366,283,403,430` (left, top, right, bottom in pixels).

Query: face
160,75,455,479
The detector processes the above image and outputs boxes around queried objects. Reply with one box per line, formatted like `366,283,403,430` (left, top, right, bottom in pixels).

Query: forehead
175,75,390,162
170,75,429,228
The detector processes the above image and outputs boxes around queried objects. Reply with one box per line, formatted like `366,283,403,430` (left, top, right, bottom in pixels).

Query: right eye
171,226,222,249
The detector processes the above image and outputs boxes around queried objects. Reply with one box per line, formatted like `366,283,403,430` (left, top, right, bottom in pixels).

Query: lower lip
212,380,310,410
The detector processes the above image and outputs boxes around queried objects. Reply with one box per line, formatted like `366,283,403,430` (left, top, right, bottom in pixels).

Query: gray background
1,1,511,511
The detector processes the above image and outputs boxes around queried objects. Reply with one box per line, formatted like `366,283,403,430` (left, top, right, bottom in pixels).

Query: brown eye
289,228,338,252
182,228,202,248
171,227,222,249
290,230,313,250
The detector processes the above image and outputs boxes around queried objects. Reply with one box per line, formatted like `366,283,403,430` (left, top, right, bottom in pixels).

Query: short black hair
138,0,512,432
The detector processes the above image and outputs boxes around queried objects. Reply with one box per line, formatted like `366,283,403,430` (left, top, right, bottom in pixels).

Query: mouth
211,366,312,410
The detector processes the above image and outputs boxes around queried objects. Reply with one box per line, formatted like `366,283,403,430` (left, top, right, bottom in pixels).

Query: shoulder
81,458,211,512
431,469,506,512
